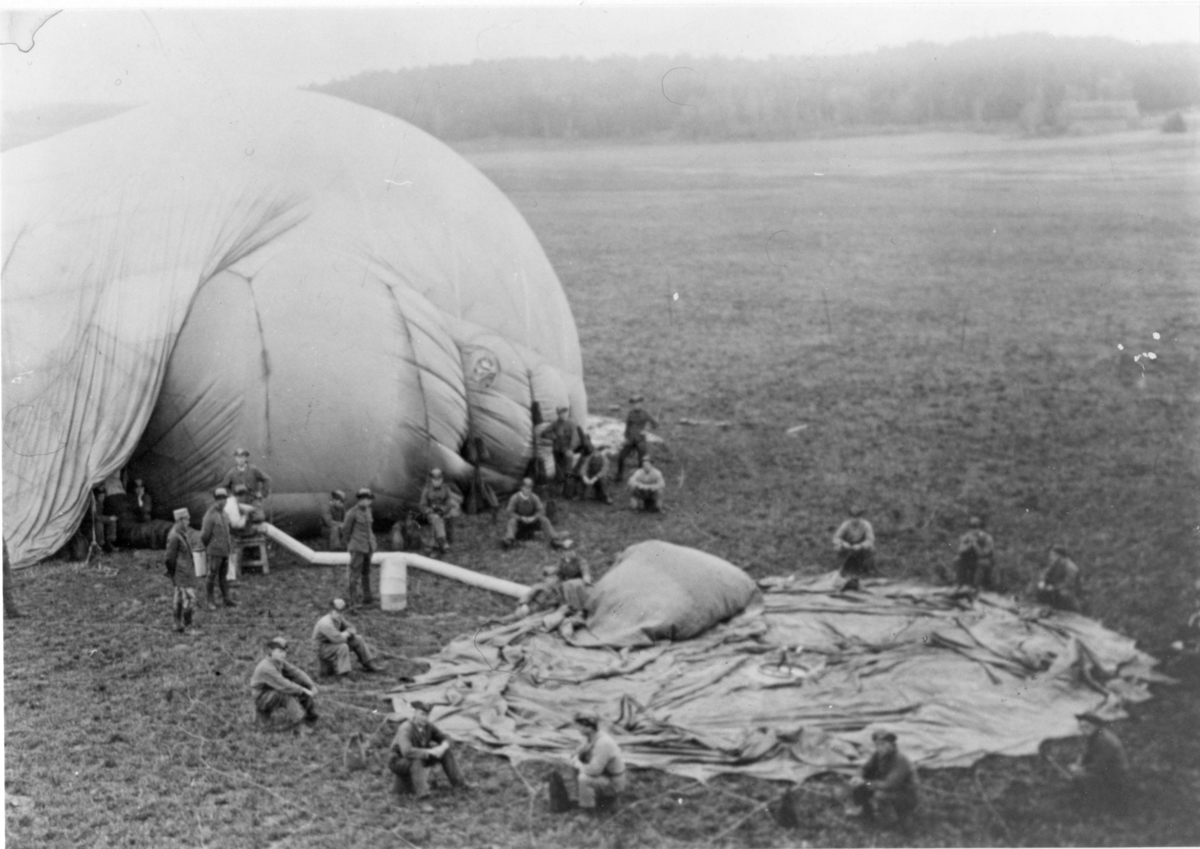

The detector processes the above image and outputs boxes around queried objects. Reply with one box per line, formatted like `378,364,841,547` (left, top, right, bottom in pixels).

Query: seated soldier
249,636,319,732
627,457,666,512
1069,713,1132,814
501,477,567,549
502,562,565,623
847,730,918,829
952,515,996,594
388,701,469,800
1035,545,1083,612
572,712,627,813
419,468,463,555
573,437,613,504
322,490,346,551
312,598,380,677
833,507,876,577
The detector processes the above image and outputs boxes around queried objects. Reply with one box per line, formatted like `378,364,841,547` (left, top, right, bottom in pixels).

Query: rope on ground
972,766,1012,840
708,800,771,845
198,756,309,814
509,760,540,849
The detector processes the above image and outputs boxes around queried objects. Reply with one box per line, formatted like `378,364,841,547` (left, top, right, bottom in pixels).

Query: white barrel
380,556,407,611
192,550,208,578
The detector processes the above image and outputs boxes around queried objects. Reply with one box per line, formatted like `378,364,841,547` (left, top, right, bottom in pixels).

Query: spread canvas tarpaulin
387,569,1165,785
1,89,586,566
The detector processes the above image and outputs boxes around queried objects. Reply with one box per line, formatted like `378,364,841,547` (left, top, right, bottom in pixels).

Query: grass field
5,126,1200,848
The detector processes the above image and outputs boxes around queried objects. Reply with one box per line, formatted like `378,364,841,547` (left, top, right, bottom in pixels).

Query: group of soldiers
833,507,1085,612
146,402,1124,823
245,595,623,812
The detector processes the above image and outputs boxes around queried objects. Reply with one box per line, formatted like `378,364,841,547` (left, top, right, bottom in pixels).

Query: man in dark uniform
223,448,272,503
341,488,377,606
501,477,566,550
1069,713,1132,813
419,468,463,555
164,507,198,633
951,515,996,592
200,487,236,609
614,395,658,480
1036,545,1083,612
250,636,319,732
833,507,876,577
848,730,918,828
321,490,346,551
388,701,469,799
573,437,613,504
546,406,576,494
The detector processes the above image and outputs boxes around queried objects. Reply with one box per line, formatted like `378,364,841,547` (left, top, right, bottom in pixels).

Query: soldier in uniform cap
223,448,272,503
388,701,469,800
200,487,236,609
546,406,576,495
322,490,347,551
341,488,377,606
419,469,463,555
250,636,319,731
847,730,918,828
615,395,658,480
312,598,379,676
164,507,198,632
953,515,996,592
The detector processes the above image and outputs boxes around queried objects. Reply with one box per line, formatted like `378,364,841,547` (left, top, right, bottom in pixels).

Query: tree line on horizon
312,34,1199,142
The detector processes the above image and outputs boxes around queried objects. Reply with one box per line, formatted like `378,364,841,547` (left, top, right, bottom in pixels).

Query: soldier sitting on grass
250,636,319,733
1035,545,1083,613
627,457,666,512
312,598,380,677
847,730,918,831
388,701,469,801
1068,712,1132,815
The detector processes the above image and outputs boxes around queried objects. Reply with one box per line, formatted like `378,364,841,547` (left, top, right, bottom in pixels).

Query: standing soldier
322,490,346,551
200,488,236,609
833,507,876,577
341,488,377,607
164,508,198,633
614,395,658,480
419,469,463,556
223,448,272,504
547,406,576,495
953,516,996,592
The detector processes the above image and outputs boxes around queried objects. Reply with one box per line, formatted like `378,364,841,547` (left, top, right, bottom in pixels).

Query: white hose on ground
260,522,528,598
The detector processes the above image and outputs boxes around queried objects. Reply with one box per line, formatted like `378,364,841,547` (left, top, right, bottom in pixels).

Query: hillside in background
312,34,1199,142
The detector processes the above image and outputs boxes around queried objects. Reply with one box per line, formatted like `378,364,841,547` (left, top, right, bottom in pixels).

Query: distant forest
312,35,1199,142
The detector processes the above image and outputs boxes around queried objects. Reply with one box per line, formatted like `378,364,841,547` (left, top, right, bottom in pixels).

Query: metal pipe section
259,523,528,598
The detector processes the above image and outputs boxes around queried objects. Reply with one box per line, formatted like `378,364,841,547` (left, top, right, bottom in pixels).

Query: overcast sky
2,4,1198,111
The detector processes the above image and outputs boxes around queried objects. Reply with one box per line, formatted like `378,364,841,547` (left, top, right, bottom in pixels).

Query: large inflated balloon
2,90,586,566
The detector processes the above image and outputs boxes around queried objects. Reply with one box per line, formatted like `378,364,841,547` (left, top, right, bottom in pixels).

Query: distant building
1060,100,1140,135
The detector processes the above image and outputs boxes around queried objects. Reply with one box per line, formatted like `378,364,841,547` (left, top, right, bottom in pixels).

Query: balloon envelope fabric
1,90,585,565
388,571,1166,785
